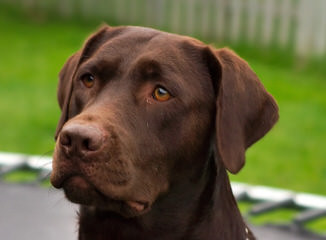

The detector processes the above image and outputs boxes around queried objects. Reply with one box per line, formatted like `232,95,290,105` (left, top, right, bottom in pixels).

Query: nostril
82,137,101,151
60,133,71,147
82,139,91,151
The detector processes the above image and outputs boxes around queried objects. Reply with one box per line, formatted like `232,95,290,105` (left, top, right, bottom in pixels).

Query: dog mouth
57,175,150,217
125,200,149,212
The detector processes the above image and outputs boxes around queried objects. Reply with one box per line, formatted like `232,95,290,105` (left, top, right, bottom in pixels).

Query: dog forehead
116,26,184,44
95,26,200,59
89,27,206,76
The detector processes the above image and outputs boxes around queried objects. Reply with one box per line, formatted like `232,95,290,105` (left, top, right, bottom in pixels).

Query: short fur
51,25,278,240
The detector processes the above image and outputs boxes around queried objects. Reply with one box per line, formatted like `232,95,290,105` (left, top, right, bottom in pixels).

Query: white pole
295,0,314,57
279,0,292,48
247,0,259,43
314,0,326,56
262,0,275,46
201,0,211,37
230,0,242,43
216,0,226,42
171,0,181,33
186,0,196,36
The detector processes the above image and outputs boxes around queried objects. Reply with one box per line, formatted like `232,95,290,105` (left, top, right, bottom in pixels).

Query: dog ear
207,48,279,174
55,25,111,140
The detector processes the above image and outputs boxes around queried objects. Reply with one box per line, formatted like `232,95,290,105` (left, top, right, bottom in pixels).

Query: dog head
50,25,278,218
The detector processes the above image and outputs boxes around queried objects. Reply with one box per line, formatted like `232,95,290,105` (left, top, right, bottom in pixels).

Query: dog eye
81,73,95,88
152,87,171,102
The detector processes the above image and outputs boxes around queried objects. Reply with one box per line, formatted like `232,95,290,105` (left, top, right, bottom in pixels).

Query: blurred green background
0,0,325,198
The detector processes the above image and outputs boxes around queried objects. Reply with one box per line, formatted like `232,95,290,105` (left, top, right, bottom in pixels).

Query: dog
50,25,279,240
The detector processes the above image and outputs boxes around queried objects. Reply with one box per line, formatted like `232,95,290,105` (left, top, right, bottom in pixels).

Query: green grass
237,201,326,234
3,168,39,182
238,201,300,225
3,168,51,187
0,6,99,154
0,5,325,198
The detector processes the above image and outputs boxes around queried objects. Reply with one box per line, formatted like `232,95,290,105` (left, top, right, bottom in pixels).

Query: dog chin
62,176,99,202
62,176,151,218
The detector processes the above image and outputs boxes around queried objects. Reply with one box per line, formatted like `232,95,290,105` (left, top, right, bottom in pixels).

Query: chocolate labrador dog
51,25,278,240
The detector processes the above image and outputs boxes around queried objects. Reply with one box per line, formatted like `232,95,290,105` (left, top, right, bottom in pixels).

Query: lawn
0,6,326,198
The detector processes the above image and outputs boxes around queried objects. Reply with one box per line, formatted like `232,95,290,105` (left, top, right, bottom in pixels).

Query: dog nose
59,124,103,154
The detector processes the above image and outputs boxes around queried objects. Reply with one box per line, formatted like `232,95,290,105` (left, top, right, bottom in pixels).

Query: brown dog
50,25,278,240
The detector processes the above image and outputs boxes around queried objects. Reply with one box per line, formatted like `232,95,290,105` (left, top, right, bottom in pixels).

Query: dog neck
78,157,252,240
180,157,252,240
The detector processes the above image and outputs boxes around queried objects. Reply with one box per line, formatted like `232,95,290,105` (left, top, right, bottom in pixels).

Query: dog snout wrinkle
60,123,104,156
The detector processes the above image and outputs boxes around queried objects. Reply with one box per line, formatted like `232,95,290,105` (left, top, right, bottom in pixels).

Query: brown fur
51,25,278,240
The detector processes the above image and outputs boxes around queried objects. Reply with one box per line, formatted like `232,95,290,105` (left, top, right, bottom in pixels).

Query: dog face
50,25,278,218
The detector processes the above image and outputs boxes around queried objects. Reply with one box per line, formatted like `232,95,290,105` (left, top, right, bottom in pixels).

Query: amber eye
152,87,171,102
81,73,95,88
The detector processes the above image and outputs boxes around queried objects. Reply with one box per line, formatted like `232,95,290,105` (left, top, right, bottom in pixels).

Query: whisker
30,149,54,170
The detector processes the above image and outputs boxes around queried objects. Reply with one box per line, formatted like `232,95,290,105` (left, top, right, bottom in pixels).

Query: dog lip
125,200,149,212
51,170,80,189
61,176,120,203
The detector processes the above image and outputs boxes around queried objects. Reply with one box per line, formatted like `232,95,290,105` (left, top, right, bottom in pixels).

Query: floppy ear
55,25,111,140
207,48,279,174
